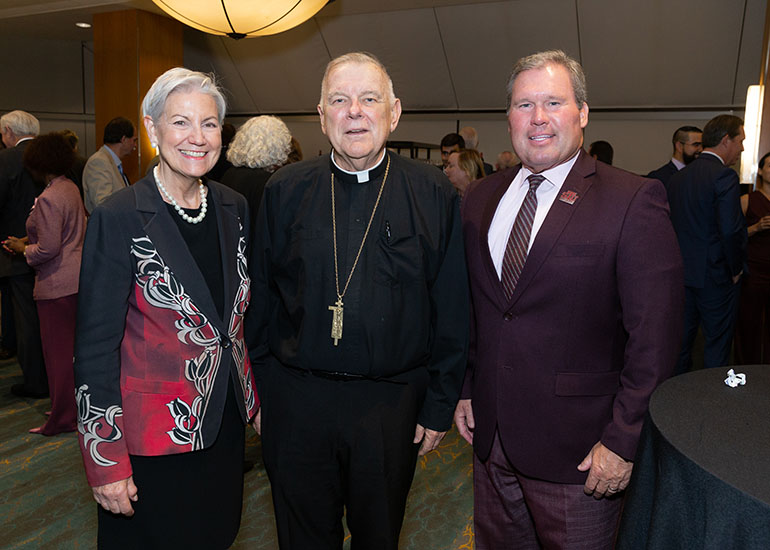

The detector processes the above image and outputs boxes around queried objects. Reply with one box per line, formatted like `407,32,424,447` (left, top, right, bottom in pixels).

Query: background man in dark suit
666,115,747,375
0,110,47,398
646,125,703,186
454,50,683,549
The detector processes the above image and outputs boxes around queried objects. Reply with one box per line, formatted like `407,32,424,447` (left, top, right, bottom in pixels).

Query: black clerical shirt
249,152,469,431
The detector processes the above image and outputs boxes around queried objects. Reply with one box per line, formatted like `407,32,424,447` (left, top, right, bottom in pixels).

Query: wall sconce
741,84,763,185
151,0,331,39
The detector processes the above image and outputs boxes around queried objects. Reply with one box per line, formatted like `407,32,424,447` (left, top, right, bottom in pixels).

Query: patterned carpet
0,359,474,549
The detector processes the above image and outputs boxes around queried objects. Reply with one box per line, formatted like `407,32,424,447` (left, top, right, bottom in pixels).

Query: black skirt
97,379,245,550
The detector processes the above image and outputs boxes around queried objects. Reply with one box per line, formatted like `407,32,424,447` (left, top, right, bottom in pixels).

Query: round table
617,365,770,549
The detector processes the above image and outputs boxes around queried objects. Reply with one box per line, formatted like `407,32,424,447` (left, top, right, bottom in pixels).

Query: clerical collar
330,150,387,183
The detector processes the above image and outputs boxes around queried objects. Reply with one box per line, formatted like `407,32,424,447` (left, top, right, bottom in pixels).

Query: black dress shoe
10,384,48,399
0,348,16,360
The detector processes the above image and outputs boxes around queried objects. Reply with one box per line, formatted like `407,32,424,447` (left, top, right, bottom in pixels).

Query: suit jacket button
220,336,232,349
503,313,513,321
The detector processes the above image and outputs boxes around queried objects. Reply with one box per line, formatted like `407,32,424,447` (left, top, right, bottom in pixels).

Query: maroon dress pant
35,294,77,435
474,430,622,549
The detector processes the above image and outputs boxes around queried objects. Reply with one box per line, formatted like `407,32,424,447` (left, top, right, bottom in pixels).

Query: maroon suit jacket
461,150,684,483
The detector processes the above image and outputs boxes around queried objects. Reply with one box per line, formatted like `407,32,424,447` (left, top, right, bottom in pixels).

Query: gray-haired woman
221,115,292,225
74,67,258,549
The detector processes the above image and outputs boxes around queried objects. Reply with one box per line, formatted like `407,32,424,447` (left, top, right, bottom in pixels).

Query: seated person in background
647,126,703,186
445,148,485,197
495,150,519,171
589,139,614,165
734,151,770,364
440,132,465,169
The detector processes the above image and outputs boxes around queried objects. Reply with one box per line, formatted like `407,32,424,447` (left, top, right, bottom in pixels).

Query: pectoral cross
328,298,344,346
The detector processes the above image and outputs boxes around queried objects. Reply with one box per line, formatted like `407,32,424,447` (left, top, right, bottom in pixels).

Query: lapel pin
559,190,578,205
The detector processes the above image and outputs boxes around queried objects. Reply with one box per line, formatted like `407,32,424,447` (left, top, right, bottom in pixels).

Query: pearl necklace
153,166,207,224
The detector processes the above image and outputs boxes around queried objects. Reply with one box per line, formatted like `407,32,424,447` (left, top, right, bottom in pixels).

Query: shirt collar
105,144,122,169
700,151,724,165
330,149,387,183
519,151,581,191
671,157,686,170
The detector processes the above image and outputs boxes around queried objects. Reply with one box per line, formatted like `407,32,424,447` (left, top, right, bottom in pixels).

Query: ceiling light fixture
150,0,331,39
75,22,92,28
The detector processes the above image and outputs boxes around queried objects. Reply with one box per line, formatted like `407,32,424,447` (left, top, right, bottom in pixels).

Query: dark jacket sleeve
74,203,134,487
418,190,470,432
601,180,684,460
715,167,748,278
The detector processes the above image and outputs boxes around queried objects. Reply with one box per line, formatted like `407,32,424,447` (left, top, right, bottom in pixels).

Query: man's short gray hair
506,50,587,113
0,110,40,137
142,67,226,124
319,52,396,108
227,116,292,170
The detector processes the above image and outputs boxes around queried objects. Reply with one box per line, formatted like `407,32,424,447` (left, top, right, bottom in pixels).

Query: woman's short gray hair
227,116,292,169
142,67,226,123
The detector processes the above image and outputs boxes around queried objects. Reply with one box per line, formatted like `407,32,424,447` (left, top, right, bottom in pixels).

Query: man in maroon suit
454,50,684,549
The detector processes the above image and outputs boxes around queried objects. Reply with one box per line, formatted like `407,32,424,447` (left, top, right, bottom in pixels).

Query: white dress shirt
488,152,580,279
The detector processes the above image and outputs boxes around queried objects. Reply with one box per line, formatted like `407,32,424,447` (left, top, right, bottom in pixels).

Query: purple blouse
25,176,86,300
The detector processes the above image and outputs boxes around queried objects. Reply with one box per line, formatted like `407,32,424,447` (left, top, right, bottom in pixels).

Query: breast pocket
552,243,605,266
374,231,423,287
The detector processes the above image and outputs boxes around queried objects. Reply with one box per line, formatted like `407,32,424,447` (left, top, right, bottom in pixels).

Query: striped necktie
501,174,544,300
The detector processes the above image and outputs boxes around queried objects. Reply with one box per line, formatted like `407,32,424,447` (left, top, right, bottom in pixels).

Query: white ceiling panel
0,0,765,115
579,0,748,108
436,0,581,110
185,22,332,114
184,30,259,113
317,8,457,110
216,23,330,113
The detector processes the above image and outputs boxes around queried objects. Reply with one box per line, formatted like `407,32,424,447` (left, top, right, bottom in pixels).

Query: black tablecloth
617,366,770,549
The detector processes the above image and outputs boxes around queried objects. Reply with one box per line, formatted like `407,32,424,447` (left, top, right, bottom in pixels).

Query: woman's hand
750,215,770,236
92,476,139,516
2,236,27,255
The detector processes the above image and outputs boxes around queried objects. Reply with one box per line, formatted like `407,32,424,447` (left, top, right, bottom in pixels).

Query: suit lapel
134,176,227,334
507,151,596,308
210,182,241,329
479,167,520,305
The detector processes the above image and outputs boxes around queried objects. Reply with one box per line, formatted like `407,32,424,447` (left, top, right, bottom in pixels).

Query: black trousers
261,361,429,550
8,273,46,393
0,277,17,351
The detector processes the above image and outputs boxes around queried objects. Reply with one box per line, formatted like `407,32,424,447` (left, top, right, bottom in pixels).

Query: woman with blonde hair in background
445,148,486,197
